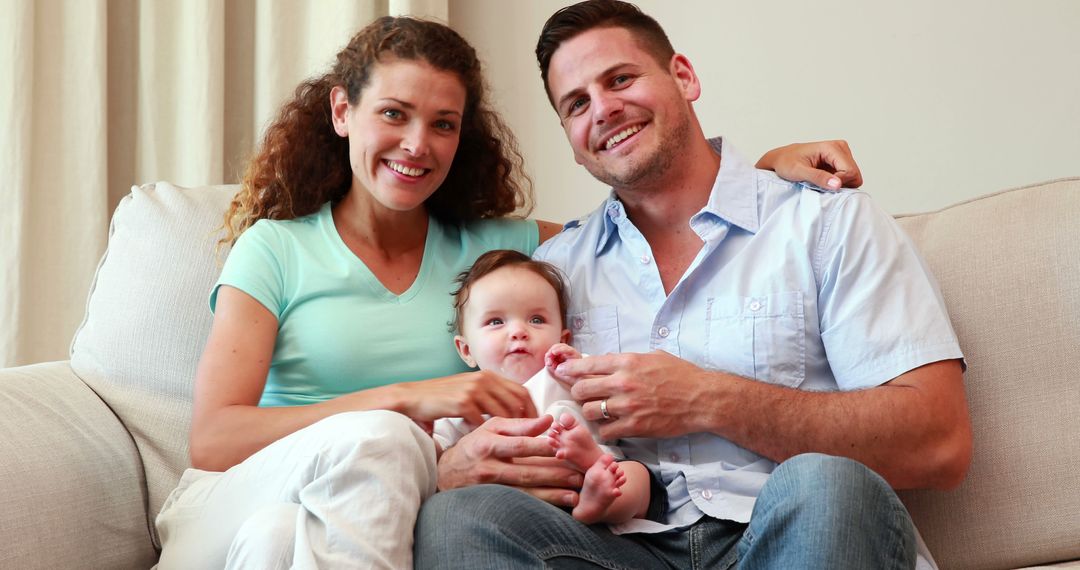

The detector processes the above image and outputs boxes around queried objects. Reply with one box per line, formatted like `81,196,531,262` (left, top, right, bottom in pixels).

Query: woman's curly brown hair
220,16,532,246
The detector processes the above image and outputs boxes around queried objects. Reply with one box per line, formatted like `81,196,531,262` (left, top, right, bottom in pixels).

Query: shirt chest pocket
705,292,806,388
568,305,620,355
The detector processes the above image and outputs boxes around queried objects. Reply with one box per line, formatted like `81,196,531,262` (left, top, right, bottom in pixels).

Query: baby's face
456,266,568,383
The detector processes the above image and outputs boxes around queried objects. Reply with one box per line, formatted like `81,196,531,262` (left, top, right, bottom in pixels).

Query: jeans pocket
707,292,805,388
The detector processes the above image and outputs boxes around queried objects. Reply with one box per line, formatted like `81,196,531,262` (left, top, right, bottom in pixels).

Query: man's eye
567,97,588,116
612,74,632,87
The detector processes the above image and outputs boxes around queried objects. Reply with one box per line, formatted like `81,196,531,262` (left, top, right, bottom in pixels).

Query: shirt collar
595,137,761,253
696,137,760,235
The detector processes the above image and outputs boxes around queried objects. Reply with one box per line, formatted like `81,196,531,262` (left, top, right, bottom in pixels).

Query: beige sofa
1,179,1078,569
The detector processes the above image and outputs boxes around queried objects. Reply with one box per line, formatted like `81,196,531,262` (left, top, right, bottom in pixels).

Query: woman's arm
537,220,563,244
756,139,864,189
189,286,538,472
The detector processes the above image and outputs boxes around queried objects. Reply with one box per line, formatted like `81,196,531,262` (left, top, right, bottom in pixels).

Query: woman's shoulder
443,216,539,253
243,203,329,242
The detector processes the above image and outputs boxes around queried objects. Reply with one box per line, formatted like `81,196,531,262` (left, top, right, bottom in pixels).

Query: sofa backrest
70,181,237,546
895,178,1080,570
70,179,1080,568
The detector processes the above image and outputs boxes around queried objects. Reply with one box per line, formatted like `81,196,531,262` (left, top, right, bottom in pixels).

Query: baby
434,249,651,525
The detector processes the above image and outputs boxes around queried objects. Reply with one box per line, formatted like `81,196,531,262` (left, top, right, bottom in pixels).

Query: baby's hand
545,343,581,382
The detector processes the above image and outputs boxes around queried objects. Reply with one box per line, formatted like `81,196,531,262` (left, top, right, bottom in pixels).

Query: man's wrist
690,369,733,434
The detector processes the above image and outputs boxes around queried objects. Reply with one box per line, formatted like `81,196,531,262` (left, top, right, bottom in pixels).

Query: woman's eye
435,119,457,132
383,109,403,120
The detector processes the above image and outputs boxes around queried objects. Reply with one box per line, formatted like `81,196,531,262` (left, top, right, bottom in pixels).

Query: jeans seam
689,524,700,569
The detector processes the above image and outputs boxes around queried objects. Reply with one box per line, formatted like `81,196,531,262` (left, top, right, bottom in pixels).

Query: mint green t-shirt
211,202,539,407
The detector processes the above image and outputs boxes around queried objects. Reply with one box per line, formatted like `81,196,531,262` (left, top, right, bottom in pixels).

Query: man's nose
591,90,624,126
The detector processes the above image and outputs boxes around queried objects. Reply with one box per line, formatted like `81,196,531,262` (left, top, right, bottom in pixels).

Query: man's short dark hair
535,0,675,104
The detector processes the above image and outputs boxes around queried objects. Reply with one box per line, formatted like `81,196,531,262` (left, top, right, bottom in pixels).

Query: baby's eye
486,318,504,326
529,316,545,324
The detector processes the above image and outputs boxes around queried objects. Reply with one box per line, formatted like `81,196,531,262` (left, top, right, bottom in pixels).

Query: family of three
155,1,972,568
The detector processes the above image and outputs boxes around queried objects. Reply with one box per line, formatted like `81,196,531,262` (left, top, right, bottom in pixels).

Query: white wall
451,0,1080,223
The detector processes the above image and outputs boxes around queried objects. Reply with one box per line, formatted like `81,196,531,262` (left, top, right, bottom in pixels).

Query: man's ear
330,85,351,137
454,335,477,368
560,329,571,344
669,53,701,103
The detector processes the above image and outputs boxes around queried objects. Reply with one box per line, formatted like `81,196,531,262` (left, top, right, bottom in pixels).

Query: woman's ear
454,335,477,368
330,86,351,137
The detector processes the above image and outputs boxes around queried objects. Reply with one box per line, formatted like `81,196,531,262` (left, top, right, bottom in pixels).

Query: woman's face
332,58,467,215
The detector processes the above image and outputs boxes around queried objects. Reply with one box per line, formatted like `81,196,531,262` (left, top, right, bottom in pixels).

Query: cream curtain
1,0,449,367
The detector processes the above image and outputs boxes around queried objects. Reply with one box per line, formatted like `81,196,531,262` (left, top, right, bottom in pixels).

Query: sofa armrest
0,361,157,569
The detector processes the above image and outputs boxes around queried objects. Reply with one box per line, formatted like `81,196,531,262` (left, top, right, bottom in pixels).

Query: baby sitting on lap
434,249,653,525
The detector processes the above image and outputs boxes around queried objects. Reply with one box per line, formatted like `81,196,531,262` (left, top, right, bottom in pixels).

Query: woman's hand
756,140,863,190
388,370,538,426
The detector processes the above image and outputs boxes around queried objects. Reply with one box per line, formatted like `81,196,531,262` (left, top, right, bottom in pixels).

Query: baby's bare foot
548,412,603,472
572,454,626,524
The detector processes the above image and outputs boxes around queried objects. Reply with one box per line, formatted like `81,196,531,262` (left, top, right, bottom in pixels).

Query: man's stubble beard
586,110,692,191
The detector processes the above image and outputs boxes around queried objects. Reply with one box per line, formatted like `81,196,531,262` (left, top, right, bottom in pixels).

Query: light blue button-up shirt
534,138,963,537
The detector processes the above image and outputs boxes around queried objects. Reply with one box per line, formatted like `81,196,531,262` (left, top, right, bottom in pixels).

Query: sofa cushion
896,178,1080,570
70,181,237,547
0,361,157,568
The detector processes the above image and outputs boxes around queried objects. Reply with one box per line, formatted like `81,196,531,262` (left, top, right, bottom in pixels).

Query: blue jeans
414,453,916,569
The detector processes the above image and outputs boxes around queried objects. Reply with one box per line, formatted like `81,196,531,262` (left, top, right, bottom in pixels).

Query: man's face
546,26,696,189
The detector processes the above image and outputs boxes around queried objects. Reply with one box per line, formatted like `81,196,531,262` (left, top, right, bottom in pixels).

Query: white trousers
155,410,437,569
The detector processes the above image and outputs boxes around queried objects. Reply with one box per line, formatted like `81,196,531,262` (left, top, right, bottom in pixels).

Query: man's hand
555,350,717,441
436,415,584,507
756,140,864,190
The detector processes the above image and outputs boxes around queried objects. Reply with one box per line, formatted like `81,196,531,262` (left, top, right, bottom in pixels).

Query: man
416,1,972,568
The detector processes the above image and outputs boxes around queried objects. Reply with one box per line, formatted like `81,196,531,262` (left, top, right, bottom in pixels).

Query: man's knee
758,453,910,531
768,453,892,502
745,454,916,568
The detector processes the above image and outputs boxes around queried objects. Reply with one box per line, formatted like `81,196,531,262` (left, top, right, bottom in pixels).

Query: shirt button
749,301,762,312
640,254,651,264
573,317,585,330
702,489,713,500
657,326,670,338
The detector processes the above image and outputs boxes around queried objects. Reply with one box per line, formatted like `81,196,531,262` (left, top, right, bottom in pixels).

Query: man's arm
557,353,971,490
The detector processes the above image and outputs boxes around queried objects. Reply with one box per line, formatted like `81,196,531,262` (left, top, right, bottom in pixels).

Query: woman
155,16,861,569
